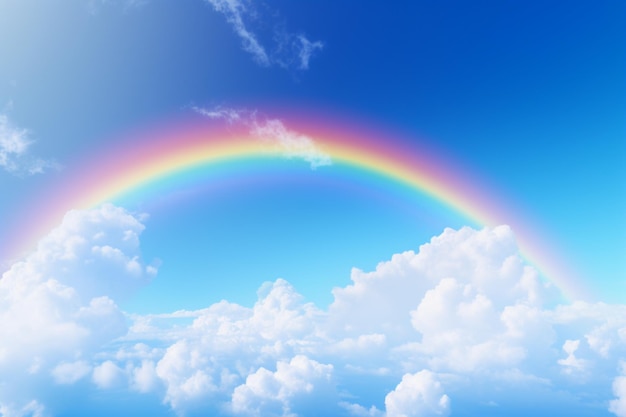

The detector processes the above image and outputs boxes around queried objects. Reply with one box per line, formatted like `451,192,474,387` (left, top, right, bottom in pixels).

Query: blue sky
0,1,625,416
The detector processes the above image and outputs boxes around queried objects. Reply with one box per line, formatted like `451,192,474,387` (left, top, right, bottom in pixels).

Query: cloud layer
1,205,624,416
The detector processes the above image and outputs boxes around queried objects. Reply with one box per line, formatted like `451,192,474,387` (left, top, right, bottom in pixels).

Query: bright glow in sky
0,1,625,416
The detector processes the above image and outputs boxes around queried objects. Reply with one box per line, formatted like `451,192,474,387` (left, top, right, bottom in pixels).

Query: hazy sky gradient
0,1,624,416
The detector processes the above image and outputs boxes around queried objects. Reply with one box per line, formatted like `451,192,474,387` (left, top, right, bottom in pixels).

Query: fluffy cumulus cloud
0,204,155,410
204,0,323,70
148,279,327,413
194,106,331,168
92,360,124,389
611,363,626,417
384,370,450,417
0,114,56,175
231,355,333,417
51,360,92,385
3,206,626,416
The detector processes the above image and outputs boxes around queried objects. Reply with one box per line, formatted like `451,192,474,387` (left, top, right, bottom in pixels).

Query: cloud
551,301,626,359
4,211,626,416
344,370,450,417
558,340,588,374
85,1,322,69
0,400,46,417
0,114,29,171
193,106,246,124
384,370,450,417
93,360,124,389
0,114,56,175
0,204,155,409
204,0,270,66
328,226,553,345
251,118,331,168
272,31,324,70
296,36,324,70
150,279,326,412
105,226,626,415
610,362,626,417
194,107,331,168
51,361,91,385
131,360,160,393
203,0,323,70
340,402,384,417
231,355,333,417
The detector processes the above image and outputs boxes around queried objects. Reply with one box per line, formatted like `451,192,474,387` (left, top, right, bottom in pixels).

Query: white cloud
231,355,333,417
611,362,626,417
205,0,270,66
558,340,588,374
193,106,246,124
87,0,323,70
551,302,626,359
194,107,331,168
0,400,46,417
203,0,322,70
155,339,219,410
51,361,91,385
131,360,160,393
296,36,324,70
4,215,626,416
151,279,326,412
0,114,30,172
384,370,450,417
113,225,626,415
93,360,124,389
251,118,331,168
0,114,56,175
329,226,551,346
330,333,387,357
0,204,154,410
340,402,384,417
406,278,552,373
272,31,324,70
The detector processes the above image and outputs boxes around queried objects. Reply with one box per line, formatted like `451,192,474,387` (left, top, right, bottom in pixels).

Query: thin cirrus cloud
2,205,626,416
204,0,323,70
193,106,332,168
0,113,57,176
85,0,323,70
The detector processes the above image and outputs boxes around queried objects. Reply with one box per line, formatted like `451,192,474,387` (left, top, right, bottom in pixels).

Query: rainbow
4,115,587,300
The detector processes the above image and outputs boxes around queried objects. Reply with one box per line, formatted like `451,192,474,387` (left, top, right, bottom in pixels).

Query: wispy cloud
194,106,332,168
86,0,323,70
0,114,57,176
193,106,246,125
204,0,323,70
205,0,270,66
273,31,324,70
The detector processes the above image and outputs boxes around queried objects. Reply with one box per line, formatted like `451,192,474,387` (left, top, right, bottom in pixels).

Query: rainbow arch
6,116,586,300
